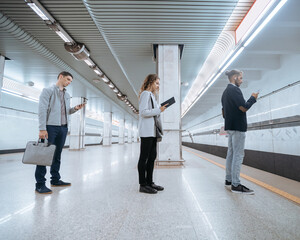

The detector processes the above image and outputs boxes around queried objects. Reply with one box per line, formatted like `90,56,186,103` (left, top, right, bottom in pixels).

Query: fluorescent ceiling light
108,83,114,88
94,69,102,75
236,0,276,44
55,31,71,43
27,3,49,20
206,72,222,90
84,59,95,67
1,88,39,102
113,88,119,93
244,0,288,47
218,50,234,70
101,76,110,83
221,47,245,73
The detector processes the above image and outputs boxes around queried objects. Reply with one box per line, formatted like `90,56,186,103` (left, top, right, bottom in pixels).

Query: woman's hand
160,104,168,112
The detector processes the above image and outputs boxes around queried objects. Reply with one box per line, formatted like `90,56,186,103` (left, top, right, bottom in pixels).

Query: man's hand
75,102,86,110
39,130,48,139
251,92,259,99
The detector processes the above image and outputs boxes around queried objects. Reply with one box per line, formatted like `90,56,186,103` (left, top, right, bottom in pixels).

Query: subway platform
0,143,299,240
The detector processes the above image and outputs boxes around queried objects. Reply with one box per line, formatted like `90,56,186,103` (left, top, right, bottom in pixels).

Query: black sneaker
51,180,71,187
231,184,254,195
35,185,52,194
225,180,231,189
150,183,164,191
139,185,157,194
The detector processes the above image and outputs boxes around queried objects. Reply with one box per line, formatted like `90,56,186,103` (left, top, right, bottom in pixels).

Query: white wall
183,54,300,156
0,93,105,150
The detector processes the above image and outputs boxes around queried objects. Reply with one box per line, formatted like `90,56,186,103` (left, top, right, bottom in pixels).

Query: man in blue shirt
221,69,258,194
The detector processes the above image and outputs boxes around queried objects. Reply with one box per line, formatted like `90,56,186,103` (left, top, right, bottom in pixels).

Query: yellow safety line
183,147,300,205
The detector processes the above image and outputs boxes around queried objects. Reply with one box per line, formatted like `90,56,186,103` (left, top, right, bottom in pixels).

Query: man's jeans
35,125,68,185
225,130,246,187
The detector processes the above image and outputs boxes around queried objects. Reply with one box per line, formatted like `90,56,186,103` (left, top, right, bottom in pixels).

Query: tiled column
0,55,5,103
118,118,125,144
156,45,183,165
69,97,86,150
103,112,112,146
133,123,138,142
127,119,132,143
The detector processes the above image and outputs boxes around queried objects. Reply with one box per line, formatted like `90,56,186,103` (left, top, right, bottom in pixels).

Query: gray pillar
0,55,5,103
118,118,125,144
69,97,86,150
127,119,132,143
103,112,112,146
156,45,183,165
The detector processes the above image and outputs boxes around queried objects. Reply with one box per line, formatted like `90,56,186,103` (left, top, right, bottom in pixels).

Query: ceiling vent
64,42,90,60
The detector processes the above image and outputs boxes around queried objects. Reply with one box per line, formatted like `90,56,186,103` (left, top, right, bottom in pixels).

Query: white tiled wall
183,54,300,157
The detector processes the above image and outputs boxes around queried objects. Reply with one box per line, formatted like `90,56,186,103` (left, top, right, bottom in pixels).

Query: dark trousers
35,125,68,185
138,137,157,185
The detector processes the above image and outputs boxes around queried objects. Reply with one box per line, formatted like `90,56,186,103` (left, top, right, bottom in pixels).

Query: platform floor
0,143,299,240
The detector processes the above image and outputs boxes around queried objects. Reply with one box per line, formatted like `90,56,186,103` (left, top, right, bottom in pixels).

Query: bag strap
150,95,154,109
150,96,159,128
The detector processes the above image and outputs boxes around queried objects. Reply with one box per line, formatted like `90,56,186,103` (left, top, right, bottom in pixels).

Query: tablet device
161,97,175,108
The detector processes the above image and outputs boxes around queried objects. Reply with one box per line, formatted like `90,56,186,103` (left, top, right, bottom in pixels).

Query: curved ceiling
0,0,256,119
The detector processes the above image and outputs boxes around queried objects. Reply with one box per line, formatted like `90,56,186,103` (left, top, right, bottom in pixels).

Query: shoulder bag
150,96,163,142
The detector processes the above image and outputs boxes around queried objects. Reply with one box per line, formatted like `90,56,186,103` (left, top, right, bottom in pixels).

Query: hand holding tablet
161,97,175,108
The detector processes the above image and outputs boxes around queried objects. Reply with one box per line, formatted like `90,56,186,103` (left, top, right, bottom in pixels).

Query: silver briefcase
22,139,56,166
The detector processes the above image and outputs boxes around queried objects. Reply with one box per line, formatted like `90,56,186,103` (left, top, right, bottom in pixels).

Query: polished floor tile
0,143,299,240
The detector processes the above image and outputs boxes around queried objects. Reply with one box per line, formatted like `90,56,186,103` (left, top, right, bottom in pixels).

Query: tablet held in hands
161,97,175,108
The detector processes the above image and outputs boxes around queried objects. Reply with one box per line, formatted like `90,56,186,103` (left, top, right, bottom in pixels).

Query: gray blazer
38,84,77,130
138,91,161,137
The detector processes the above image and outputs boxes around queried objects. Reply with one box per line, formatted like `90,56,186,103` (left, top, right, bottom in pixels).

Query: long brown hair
139,74,159,98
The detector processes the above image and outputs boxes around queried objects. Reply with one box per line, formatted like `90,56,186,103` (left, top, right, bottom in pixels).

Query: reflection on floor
0,143,299,240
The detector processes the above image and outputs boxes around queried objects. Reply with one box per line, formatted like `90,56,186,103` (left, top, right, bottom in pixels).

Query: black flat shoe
139,185,157,194
150,183,164,191
35,185,52,194
51,180,71,187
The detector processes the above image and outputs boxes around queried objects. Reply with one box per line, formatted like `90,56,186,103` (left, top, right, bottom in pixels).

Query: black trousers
35,125,68,186
138,137,157,185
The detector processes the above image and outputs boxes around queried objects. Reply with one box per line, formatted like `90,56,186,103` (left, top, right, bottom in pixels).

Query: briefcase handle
36,138,51,147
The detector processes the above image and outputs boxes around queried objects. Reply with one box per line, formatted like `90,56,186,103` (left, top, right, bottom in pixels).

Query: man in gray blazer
36,71,85,194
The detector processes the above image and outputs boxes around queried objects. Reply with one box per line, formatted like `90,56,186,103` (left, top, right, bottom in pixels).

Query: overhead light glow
113,88,119,93
94,69,102,75
221,47,245,73
244,0,288,47
108,83,115,88
55,31,71,43
218,50,234,70
101,76,110,83
84,59,95,67
1,88,39,103
27,3,49,20
182,47,245,118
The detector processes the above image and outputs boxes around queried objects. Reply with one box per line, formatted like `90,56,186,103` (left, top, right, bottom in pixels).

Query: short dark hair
57,71,73,79
225,69,242,80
